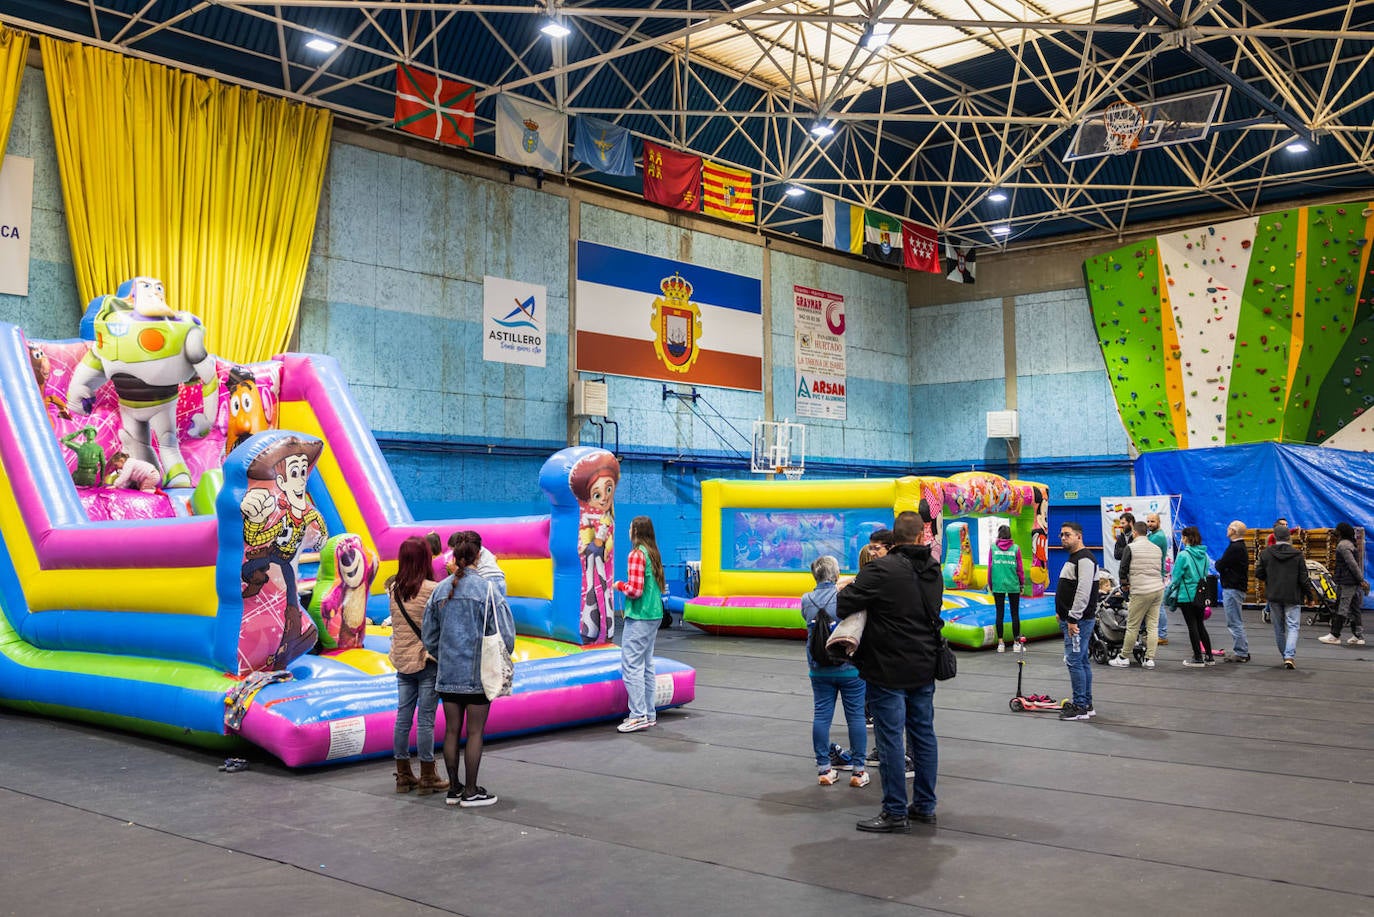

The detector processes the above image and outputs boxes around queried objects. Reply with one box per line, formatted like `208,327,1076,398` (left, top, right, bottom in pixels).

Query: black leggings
994,592,1021,640
441,697,491,794
1179,601,1212,661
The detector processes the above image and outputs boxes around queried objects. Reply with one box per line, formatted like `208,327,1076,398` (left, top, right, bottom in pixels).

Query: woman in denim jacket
422,538,515,808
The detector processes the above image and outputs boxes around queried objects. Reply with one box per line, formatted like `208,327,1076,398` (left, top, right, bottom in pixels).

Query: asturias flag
393,64,476,147
863,210,904,266
573,115,636,177
902,221,942,273
643,141,701,212
822,199,863,254
702,160,755,223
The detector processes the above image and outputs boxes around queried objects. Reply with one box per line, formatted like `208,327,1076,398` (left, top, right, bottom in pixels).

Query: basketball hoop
779,466,804,481
1102,100,1144,155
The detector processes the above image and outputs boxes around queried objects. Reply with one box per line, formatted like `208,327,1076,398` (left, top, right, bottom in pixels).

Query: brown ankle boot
394,758,419,793
417,759,450,795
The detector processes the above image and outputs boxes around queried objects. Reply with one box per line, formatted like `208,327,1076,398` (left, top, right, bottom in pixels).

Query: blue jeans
810,673,867,770
866,682,937,818
620,617,659,719
1158,601,1169,639
1222,588,1249,656
393,661,439,760
1270,602,1301,660
1060,618,1095,708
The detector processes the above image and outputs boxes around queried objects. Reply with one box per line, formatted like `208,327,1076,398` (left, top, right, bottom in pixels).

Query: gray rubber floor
2,608,1371,917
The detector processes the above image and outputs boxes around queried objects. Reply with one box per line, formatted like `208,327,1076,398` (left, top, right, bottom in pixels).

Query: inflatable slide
0,294,694,767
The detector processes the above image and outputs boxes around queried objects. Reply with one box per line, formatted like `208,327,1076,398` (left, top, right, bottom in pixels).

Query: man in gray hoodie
1256,522,1307,669
1110,521,1164,668
1319,521,1367,647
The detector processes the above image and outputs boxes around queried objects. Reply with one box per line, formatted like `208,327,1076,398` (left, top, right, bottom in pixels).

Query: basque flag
393,64,475,147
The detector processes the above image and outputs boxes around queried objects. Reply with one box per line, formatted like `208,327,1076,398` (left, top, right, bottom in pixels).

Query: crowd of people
387,508,1364,832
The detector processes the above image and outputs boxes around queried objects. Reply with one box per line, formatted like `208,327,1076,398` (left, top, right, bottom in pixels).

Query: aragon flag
702,160,754,223
642,141,702,212
393,64,476,147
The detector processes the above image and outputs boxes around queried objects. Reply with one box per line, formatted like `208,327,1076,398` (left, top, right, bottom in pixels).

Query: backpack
807,606,845,667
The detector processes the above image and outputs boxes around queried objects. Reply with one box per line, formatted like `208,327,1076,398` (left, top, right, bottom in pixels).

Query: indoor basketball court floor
2,610,1370,916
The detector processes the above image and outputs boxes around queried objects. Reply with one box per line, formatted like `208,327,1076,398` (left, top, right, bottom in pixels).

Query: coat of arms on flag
946,243,977,284
393,64,476,147
494,94,568,172
651,272,702,373
573,115,636,177
702,160,754,223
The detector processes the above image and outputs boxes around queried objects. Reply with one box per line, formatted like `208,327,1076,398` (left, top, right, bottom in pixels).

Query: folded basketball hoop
1102,100,1144,155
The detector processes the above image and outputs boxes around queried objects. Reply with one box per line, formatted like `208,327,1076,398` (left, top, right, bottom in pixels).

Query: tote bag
480,583,514,700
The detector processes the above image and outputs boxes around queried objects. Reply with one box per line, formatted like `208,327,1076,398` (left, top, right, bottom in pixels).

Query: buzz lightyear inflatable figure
67,277,218,488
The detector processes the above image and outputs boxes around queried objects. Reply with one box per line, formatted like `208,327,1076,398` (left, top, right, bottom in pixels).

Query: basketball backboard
751,419,806,477
1064,88,1226,161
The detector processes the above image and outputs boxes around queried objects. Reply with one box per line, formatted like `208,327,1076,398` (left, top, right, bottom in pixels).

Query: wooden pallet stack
1242,526,1365,606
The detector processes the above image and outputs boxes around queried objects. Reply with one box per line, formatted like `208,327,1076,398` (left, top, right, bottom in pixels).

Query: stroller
1090,585,1146,665
1304,560,1339,626
1260,560,1339,625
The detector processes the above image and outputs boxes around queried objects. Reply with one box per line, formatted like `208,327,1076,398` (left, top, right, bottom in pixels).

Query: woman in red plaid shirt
612,516,666,733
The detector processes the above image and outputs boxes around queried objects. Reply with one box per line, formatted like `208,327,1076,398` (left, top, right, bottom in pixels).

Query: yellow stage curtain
0,25,30,161
40,37,332,363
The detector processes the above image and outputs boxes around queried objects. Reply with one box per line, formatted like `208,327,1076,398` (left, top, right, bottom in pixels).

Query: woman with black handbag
1171,526,1216,667
388,536,447,795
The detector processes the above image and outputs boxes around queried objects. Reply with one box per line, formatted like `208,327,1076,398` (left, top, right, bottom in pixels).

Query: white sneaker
849,771,871,788
818,768,840,785
1107,655,1130,667
1142,658,1155,669
996,641,1006,653
616,716,651,733
1013,641,1025,653
1318,633,1342,645
1348,636,1366,646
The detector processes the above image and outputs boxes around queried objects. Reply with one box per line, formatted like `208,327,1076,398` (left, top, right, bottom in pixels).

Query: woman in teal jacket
612,516,666,733
1171,526,1214,667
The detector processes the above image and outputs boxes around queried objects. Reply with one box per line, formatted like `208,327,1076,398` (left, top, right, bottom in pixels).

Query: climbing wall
1084,199,1374,453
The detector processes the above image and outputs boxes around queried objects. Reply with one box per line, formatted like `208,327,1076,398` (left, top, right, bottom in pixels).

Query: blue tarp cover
1135,443,1374,586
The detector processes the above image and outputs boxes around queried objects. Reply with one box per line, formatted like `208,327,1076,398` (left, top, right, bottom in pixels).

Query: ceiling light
810,122,834,139
305,36,338,53
540,18,571,38
1285,139,1308,153
987,189,1008,202
785,184,805,197
991,224,1011,236
862,23,893,51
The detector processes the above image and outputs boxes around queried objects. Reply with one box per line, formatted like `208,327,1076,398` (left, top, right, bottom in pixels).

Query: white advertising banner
1100,495,1174,579
483,275,547,367
793,284,846,420
0,156,35,296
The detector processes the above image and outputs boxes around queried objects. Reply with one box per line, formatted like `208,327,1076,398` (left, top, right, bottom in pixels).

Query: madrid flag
393,65,476,147
902,221,942,273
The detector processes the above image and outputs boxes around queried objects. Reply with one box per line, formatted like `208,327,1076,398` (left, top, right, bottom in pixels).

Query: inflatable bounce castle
686,471,1062,648
0,279,695,766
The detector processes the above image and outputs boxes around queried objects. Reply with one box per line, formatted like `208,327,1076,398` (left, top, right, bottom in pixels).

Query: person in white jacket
1110,521,1165,668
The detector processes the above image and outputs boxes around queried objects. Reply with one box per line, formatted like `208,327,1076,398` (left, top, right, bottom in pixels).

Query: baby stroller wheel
1009,698,1025,711
1262,609,1271,623
1305,614,1316,626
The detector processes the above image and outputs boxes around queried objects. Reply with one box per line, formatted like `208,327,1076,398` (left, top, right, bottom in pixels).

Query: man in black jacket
836,510,943,834
1256,522,1307,669
1213,520,1252,662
